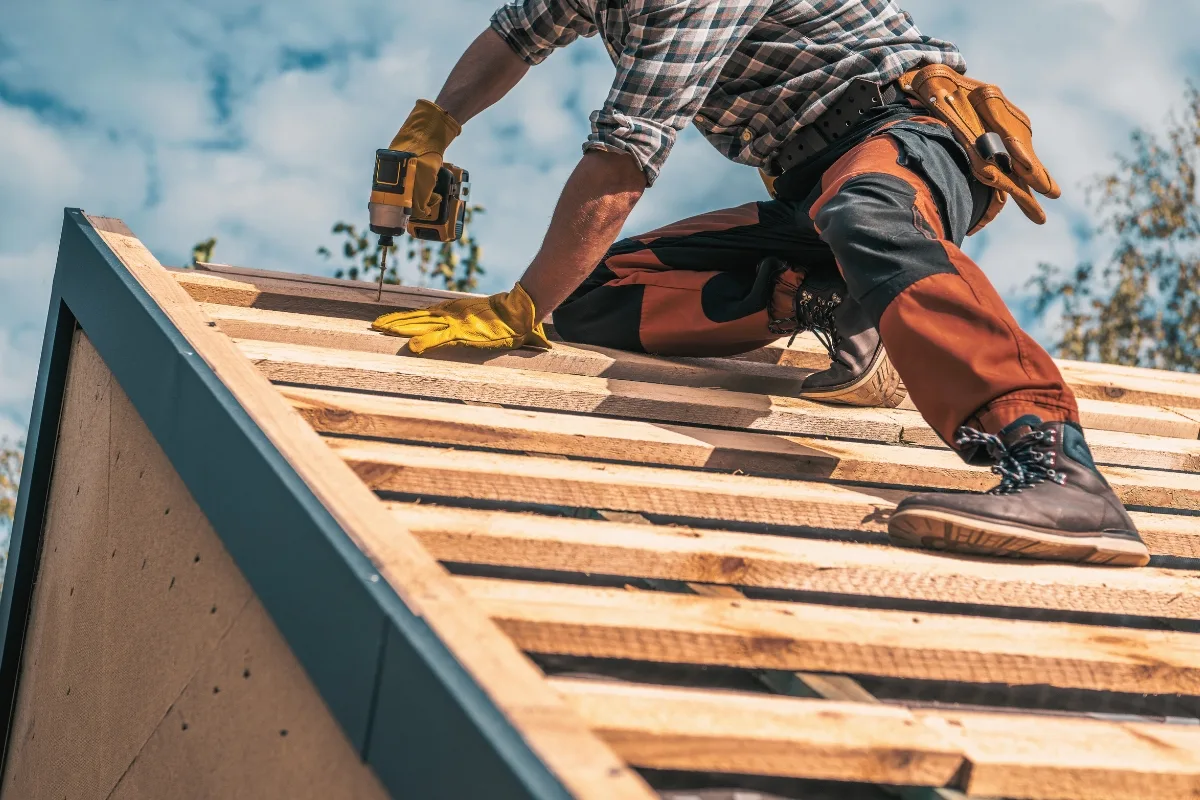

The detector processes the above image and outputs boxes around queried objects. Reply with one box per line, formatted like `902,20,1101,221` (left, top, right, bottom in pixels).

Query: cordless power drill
368,149,471,300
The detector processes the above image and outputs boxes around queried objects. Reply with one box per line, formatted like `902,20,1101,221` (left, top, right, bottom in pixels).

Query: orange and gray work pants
552,116,1080,455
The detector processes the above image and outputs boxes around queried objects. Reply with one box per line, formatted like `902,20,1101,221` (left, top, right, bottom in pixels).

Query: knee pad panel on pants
814,173,958,326
553,283,647,352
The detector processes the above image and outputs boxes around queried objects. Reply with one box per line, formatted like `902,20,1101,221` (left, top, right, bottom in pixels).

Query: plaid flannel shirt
491,0,965,184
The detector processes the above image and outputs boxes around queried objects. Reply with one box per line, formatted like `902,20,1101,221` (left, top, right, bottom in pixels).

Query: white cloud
0,0,1197,437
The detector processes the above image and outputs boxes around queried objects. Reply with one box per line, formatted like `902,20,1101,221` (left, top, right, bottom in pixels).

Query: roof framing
0,210,651,799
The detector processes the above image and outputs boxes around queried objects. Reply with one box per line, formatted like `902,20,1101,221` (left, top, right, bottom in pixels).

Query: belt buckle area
772,78,886,174
819,77,885,142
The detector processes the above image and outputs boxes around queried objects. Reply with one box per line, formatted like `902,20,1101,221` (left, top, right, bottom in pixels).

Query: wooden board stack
90,227,1200,799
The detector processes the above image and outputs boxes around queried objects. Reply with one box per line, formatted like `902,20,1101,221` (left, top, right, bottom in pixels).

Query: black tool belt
768,77,903,175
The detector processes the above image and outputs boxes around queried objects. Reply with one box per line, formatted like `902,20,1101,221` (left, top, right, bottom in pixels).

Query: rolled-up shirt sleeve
586,0,766,185
490,0,597,66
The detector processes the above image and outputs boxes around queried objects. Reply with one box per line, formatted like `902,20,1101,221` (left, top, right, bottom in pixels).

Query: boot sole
888,507,1151,567
799,347,908,409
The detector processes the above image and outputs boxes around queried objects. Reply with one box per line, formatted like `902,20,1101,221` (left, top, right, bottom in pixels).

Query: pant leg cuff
967,393,1081,436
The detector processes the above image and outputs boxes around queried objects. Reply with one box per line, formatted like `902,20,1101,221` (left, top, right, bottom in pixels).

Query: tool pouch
898,65,1061,233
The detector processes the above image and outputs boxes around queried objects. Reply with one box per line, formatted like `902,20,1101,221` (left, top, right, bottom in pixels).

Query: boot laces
954,426,1067,495
792,288,845,364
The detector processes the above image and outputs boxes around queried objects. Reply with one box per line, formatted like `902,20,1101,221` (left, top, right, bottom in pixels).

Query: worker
372,0,1150,568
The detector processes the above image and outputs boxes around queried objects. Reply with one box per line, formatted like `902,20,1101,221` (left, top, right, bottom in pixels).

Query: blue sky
1,0,1199,443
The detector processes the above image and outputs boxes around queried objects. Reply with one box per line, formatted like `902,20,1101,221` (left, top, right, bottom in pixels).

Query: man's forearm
434,29,529,125
519,150,647,319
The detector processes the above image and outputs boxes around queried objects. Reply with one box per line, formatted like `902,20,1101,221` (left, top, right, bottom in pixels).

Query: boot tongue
998,414,1045,447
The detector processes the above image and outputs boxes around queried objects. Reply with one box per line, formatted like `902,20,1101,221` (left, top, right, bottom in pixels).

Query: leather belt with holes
768,77,903,176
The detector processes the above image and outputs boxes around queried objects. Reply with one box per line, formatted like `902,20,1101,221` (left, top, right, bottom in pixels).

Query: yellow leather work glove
899,65,1060,232
389,99,462,218
372,282,552,354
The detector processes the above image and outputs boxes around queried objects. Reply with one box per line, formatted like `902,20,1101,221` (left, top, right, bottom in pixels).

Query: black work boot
765,258,906,408
888,415,1150,566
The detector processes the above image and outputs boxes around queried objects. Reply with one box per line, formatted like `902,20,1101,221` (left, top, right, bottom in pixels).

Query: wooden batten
389,502,1200,618
296,385,1200,512
179,264,1200,414
463,577,1200,695
553,679,1200,800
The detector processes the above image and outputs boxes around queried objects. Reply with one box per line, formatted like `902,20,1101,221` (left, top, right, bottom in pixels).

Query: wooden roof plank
388,502,1200,619
463,577,1200,695
332,435,1200,557
87,220,653,799
244,339,905,441
894,400,1200,444
202,303,825,398
554,678,966,788
551,679,1200,800
292,385,1200,511
242,338,1200,455
285,383,1200,475
179,267,1200,416
938,709,1200,799
330,437,894,533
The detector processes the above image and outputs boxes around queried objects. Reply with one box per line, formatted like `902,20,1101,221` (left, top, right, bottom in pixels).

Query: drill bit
376,234,394,302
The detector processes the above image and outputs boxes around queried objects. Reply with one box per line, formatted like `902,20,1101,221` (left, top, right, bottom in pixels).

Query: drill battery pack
410,163,470,242
368,149,469,244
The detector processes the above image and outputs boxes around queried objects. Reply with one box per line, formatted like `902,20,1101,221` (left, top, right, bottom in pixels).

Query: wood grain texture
387,502,1200,618
239,336,1200,450
936,707,1200,799
553,678,965,788
889,398,1200,444
1057,360,1200,410
203,302,823,397
328,437,894,532
181,264,1200,412
93,220,653,800
552,679,1200,800
200,290,1200,444
464,577,1200,695
294,385,1200,511
244,339,905,441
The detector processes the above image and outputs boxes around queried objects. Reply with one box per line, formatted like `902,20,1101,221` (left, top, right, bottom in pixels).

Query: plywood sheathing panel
2,332,384,799
108,595,387,800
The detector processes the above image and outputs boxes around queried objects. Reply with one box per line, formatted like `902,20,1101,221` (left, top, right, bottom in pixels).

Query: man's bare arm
434,29,529,124
519,150,647,318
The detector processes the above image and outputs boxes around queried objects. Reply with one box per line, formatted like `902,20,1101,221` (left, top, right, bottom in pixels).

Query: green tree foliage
189,237,217,268
318,205,487,292
317,222,397,284
1028,86,1200,369
0,439,23,523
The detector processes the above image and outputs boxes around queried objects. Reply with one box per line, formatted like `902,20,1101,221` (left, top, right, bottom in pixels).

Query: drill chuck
368,203,411,238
